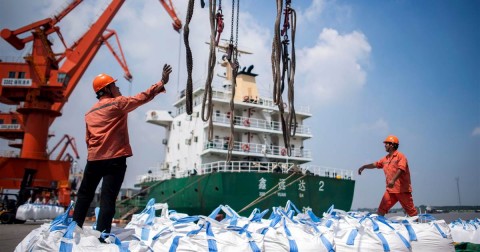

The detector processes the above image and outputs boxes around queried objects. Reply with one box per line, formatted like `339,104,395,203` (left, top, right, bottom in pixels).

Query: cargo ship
117,47,355,218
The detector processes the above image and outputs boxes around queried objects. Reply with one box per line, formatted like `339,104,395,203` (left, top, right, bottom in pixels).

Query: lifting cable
183,0,202,115
226,0,240,162
271,0,297,156
202,0,224,141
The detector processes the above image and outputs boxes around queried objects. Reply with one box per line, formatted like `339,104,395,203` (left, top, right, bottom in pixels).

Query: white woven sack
62,222,121,252
450,219,480,243
329,215,411,252
389,215,455,252
123,239,152,252
263,216,335,252
207,218,264,252
150,216,206,252
408,221,454,252
361,216,411,252
30,226,66,251
151,220,219,252
15,203,34,220
14,223,50,252
331,216,386,252
51,205,65,219
124,199,170,243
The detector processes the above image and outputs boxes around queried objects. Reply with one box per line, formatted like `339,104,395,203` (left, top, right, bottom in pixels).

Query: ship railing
178,84,311,114
301,165,355,180
207,88,311,114
198,161,354,180
200,161,293,174
212,114,311,135
242,97,311,115
204,140,311,159
136,162,355,183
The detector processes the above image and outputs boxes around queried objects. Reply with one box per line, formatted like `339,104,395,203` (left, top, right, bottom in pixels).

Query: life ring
242,144,250,152
280,148,287,156
243,118,250,127
243,95,249,102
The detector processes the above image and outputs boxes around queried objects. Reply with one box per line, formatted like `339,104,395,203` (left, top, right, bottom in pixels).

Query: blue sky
0,0,478,210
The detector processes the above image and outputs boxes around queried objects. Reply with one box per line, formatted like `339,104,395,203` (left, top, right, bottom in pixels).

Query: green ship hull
124,172,355,217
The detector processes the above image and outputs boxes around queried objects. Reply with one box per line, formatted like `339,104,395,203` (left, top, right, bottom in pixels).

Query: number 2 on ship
319,181,324,191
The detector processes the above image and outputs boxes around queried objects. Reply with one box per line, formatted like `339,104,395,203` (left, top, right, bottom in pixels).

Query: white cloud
302,0,326,23
352,118,389,134
472,127,480,136
296,28,371,105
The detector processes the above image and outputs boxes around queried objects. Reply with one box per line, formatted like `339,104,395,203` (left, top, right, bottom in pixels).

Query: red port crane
0,0,182,207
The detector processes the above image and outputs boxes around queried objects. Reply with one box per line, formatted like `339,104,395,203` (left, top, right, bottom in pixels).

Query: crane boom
0,0,183,207
0,0,83,50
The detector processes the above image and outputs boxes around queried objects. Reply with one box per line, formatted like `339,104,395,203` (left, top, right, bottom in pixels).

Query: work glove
161,64,173,84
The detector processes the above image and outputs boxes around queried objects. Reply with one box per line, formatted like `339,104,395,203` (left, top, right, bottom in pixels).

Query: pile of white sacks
16,202,65,221
15,199,479,251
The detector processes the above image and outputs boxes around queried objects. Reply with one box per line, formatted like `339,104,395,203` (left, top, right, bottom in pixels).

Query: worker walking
72,64,173,234
358,135,418,217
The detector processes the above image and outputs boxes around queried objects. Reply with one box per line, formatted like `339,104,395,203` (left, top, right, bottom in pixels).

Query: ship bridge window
216,110,220,116
8,72,15,78
177,121,181,126
12,119,17,124
18,72,26,78
194,136,198,142
0,119,3,124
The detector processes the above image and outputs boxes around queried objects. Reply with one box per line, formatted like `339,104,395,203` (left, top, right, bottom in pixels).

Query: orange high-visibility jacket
85,82,165,161
375,150,413,193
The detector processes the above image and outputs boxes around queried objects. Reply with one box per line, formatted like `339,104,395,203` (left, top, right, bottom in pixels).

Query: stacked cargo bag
15,202,122,252
124,198,172,243
15,202,75,251
261,207,335,252
150,215,205,251
210,206,265,251
312,206,388,252
359,215,411,252
325,213,404,252
243,208,272,235
390,214,455,252
449,218,480,244
205,217,264,252
323,210,411,252
15,202,34,221
150,205,264,252
151,215,260,252
14,223,51,251
16,200,65,221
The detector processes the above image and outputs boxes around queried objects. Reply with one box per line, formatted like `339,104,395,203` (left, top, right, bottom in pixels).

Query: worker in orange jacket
358,135,418,216
73,64,172,234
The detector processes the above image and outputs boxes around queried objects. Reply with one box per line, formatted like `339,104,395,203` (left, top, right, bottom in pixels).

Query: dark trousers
72,156,127,233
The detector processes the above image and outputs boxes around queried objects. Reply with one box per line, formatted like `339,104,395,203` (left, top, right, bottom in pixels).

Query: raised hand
161,64,173,84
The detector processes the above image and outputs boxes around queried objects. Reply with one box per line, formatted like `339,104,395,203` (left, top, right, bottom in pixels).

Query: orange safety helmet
383,135,399,144
92,73,117,93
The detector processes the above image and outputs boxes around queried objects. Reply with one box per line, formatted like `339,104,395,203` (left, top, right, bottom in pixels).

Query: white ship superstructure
146,63,311,174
